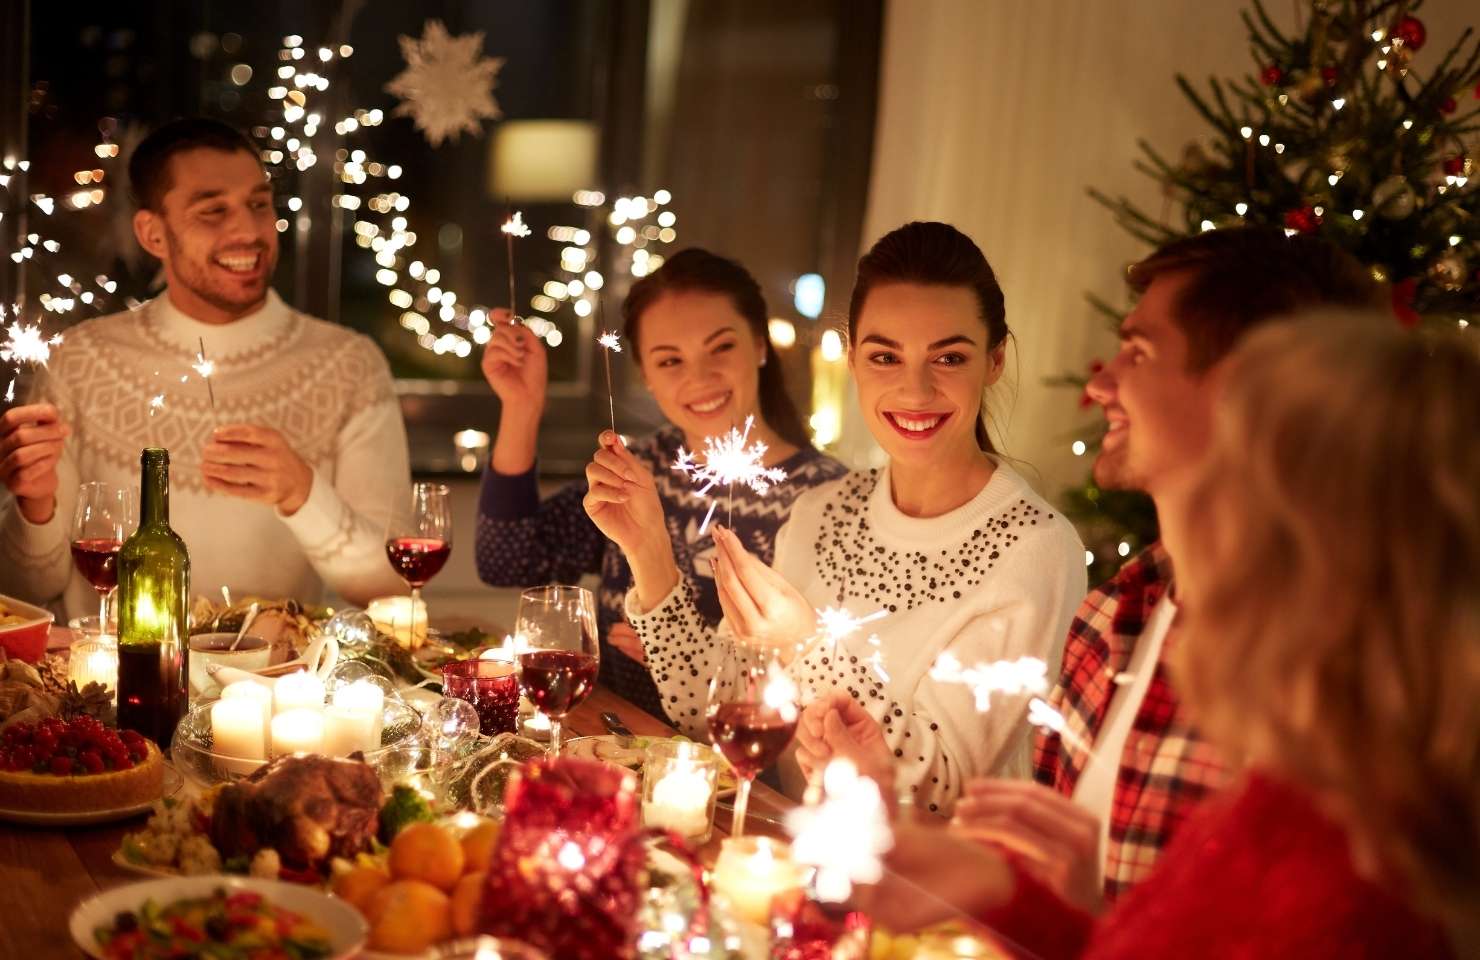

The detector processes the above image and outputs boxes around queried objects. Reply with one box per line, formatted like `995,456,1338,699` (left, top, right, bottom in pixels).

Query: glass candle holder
641,740,719,842
443,658,520,735
710,836,805,927
68,632,119,695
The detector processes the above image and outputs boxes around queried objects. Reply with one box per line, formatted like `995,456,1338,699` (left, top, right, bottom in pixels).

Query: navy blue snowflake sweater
475,424,846,722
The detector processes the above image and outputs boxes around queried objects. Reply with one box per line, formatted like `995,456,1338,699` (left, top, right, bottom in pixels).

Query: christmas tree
1065,0,1479,583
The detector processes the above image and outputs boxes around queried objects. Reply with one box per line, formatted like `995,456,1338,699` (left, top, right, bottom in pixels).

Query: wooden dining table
0,680,796,957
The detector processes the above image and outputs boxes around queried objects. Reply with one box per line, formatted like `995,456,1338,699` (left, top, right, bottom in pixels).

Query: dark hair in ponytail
846,222,1010,453
622,247,811,450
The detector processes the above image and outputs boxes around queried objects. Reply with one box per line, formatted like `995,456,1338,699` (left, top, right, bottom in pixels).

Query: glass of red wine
385,482,453,640
706,642,800,837
514,585,599,756
71,481,135,629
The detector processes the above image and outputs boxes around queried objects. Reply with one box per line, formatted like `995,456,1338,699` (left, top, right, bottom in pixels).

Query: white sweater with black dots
627,461,1086,814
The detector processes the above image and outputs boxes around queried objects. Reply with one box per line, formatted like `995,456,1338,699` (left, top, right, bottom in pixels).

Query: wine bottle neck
139,448,170,527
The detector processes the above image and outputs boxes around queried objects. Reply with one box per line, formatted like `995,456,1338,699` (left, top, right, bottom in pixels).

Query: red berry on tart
0,715,163,813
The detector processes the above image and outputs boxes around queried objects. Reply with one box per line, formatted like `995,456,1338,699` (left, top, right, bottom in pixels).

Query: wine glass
71,481,135,629
385,482,452,642
513,585,599,756
706,642,799,837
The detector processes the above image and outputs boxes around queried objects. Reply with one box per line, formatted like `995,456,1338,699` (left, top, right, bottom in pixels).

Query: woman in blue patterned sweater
475,248,845,722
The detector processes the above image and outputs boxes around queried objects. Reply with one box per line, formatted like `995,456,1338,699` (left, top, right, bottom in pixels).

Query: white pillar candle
221,679,273,732
273,670,326,716
643,761,714,838
322,680,384,757
270,708,326,757
710,837,805,926
210,697,267,775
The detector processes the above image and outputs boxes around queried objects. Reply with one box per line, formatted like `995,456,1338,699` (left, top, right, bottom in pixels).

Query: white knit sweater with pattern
0,290,410,616
628,461,1086,814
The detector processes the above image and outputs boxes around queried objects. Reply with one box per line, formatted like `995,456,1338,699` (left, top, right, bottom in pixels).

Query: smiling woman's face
635,289,766,445
850,282,1002,467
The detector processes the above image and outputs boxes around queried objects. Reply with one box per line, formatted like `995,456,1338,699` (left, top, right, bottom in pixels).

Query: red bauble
1390,278,1420,330
1441,97,1458,115
1260,64,1284,86
1443,155,1468,176
1392,15,1426,51
1320,66,1339,87
1283,206,1322,234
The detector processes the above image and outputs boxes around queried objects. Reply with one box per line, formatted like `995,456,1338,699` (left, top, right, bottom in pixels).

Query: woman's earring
759,354,768,368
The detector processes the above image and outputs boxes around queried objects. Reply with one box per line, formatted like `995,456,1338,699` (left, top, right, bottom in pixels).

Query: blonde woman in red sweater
870,317,1478,959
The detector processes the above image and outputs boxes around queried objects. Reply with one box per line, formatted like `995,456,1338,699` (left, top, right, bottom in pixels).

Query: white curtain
846,0,1472,497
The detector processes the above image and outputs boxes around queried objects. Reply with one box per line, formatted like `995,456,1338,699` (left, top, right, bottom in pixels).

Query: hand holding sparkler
596,331,620,434
711,523,815,655
951,778,1104,913
500,210,530,321
581,431,679,607
795,692,895,797
0,403,70,524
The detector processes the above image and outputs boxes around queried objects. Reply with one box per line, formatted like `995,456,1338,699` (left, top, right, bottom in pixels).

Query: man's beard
164,225,274,315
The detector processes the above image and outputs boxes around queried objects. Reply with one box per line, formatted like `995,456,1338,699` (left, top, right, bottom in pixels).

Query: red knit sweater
983,774,1454,959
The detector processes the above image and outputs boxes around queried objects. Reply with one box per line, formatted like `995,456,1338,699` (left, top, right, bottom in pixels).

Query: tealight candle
271,708,325,757
210,697,266,774
322,679,384,757
642,741,718,841
367,595,428,650
273,670,325,716
68,636,118,692
710,836,805,926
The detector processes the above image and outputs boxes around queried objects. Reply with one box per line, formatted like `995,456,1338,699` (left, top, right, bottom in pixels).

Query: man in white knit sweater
0,118,408,615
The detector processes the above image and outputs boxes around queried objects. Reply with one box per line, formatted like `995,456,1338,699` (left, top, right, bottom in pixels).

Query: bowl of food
171,695,424,793
0,594,54,663
70,875,366,959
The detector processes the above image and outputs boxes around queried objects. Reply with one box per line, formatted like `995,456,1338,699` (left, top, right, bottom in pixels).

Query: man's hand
952,778,1104,914
202,424,314,515
606,622,646,666
0,403,70,524
795,691,895,794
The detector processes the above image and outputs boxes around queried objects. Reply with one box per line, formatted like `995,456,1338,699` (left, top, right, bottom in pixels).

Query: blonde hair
1174,315,1480,946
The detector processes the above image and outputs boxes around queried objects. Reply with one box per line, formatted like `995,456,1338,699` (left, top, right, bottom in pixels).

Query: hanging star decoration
671,415,788,535
385,19,505,147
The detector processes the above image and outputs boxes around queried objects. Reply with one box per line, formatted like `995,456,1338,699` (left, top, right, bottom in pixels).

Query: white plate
70,874,367,959
0,764,182,826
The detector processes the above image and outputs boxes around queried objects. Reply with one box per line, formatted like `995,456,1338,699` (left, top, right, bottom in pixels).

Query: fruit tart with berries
0,714,164,815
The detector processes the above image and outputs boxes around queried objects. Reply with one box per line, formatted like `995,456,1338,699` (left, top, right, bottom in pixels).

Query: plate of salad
70,875,366,959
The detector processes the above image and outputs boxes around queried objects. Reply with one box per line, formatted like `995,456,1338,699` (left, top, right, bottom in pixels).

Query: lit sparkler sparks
148,394,165,415
193,337,217,411
929,653,1048,712
817,606,888,644
1027,696,1096,758
501,208,529,322
671,415,788,534
597,331,621,433
785,759,894,903
1,320,63,367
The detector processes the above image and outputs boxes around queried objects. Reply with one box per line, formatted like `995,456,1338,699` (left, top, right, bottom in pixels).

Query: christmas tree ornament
1372,175,1417,219
1283,206,1322,234
1428,251,1467,292
1440,97,1458,115
1442,155,1471,177
1391,15,1427,52
1320,66,1339,87
385,19,505,148
1260,64,1284,86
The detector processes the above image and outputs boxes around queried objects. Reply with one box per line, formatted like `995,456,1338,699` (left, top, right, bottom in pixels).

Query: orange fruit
389,821,464,891
332,865,391,913
367,880,451,954
459,820,501,874
450,871,487,937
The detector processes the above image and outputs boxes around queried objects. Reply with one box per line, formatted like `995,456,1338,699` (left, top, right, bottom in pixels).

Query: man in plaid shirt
951,227,1385,915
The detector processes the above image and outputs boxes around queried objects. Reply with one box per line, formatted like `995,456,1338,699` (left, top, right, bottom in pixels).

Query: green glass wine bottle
116,447,190,749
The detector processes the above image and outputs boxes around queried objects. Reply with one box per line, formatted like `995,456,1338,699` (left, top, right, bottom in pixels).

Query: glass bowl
170,696,423,792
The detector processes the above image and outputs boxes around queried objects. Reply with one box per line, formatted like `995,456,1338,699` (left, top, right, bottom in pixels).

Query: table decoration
68,631,118,694
708,836,805,927
641,740,719,842
210,695,267,773
367,595,429,650
274,669,327,714
443,657,520,735
272,707,327,756
323,678,386,756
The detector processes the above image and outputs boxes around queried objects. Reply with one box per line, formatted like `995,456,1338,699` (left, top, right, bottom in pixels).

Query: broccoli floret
378,784,435,843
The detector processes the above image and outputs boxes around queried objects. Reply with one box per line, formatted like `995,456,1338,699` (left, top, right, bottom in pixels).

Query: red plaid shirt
1032,542,1229,903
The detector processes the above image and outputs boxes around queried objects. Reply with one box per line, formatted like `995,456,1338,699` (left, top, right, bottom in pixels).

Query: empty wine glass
385,482,452,643
71,481,135,629
514,585,599,756
706,642,799,837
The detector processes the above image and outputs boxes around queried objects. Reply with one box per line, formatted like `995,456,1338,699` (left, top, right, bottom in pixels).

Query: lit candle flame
671,415,788,534
785,758,893,903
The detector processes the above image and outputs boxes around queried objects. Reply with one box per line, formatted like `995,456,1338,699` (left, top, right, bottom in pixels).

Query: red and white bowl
0,593,54,663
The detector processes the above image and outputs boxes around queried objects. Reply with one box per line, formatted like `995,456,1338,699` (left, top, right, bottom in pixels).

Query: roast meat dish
210,754,381,871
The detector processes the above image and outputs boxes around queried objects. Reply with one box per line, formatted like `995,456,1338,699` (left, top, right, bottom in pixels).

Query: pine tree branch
1176,75,1239,136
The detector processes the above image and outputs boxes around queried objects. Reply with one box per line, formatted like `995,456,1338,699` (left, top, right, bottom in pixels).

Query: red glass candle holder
479,757,645,959
443,657,520,735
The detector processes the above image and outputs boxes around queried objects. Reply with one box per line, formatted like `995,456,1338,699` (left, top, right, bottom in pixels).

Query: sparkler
597,331,620,434
1027,696,1096,758
193,337,217,412
816,606,888,645
929,653,1048,712
785,759,893,903
2,312,64,405
671,415,788,535
500,209,530,323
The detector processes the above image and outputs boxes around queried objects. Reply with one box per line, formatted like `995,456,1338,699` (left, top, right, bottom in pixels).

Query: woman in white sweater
582,222,1085,813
